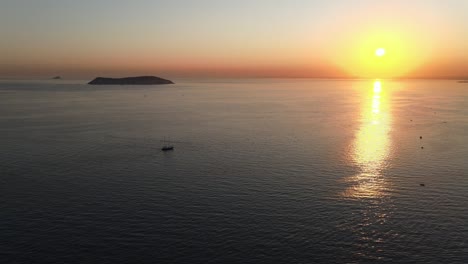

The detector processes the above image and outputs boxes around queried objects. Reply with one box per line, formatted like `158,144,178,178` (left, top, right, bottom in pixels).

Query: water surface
1,79,467,263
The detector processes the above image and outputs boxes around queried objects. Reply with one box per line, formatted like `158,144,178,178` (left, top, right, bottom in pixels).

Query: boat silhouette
161,138,175,151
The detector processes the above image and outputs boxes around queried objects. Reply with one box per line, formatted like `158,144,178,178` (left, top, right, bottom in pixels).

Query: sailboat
161,138,174,151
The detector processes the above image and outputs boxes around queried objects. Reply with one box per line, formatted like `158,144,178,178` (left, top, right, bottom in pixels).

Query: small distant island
52,76,62,80
88,76,174,85
458,80,468,83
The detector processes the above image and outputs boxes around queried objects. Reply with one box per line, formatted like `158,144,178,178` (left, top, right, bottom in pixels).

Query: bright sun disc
375,48,386,57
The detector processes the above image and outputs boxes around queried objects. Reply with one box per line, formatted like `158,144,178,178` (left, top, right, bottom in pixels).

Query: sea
1,79,467,263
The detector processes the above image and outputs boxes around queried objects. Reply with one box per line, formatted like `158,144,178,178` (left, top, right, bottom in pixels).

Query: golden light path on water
343,80,392,199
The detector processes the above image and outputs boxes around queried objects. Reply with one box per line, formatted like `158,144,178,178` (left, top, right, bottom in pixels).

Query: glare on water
344,80,392,199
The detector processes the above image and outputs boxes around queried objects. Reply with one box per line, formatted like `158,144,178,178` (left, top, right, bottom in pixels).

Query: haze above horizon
1,0,467,79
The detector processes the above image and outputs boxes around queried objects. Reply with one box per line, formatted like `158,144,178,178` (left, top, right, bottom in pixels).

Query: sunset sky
1,0,467,79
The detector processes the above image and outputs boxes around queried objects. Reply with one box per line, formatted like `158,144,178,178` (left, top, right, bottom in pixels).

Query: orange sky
1,1,467,79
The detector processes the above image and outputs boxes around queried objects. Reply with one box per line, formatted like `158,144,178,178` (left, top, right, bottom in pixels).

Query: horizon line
1,76,467,81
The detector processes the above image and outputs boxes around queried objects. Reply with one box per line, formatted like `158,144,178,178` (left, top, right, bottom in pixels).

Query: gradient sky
1,0,467,78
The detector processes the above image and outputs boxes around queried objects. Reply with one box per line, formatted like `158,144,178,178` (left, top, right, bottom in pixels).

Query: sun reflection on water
339,80,396,260
343,80,392,199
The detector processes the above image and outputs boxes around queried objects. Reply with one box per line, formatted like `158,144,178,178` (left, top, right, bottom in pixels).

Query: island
88,76,174,85
52,76,62,80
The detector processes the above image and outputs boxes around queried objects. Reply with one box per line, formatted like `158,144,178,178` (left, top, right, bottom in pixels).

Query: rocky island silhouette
88,76,174,85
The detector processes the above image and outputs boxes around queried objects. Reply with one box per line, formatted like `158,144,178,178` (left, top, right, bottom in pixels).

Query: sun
375,48,386,57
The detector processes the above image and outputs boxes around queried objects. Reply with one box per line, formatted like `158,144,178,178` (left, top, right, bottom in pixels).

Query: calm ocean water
1,79,467,263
